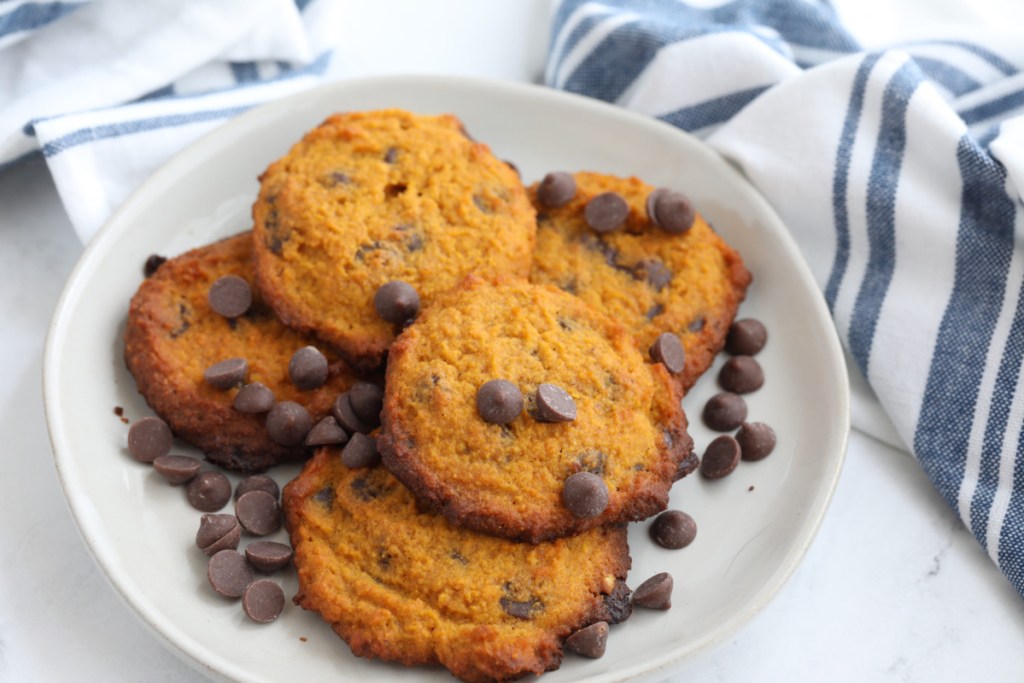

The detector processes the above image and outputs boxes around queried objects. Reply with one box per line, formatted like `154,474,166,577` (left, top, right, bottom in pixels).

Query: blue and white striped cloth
0,0,339,241
548,0,1024,597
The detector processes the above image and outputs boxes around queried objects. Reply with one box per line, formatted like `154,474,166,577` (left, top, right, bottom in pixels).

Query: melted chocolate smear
350,477,382,501
603,579,633,624
169,302,191,339
575,449,608,475
646,303,665,320
314,486,335,509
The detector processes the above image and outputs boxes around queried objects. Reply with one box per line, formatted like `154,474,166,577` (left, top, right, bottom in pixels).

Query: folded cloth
547,0,1024,598
0,0,340,242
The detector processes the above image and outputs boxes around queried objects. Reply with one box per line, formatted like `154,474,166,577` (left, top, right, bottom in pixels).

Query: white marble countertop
3,1,1024,681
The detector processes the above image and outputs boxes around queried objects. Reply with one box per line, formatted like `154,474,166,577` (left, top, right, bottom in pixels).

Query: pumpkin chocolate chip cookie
251,109,536,370
124,233,359,472
283,448,633,683
529,171,751,391
378,277,695,543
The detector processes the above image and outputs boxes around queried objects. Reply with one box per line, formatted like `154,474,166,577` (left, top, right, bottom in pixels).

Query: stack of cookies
124,109,750,682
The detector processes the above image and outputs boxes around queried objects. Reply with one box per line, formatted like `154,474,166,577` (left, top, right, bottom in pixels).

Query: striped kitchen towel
0,0,340,242
547,0,1024,597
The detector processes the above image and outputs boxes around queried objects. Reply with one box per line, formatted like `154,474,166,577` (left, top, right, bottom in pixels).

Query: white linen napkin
0,0,339,242
546,0,1024,598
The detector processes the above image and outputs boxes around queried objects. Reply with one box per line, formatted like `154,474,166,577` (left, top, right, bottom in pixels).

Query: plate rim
43,73,850,683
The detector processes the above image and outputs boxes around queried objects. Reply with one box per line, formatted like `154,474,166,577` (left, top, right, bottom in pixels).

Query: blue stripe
294,0,313,10
657,85,768,132
230,62,260,84
847,60,920,374
0,1,83,40
999,403,1024,597
824,52,882,311
40,106,254,157
914,136,1016,515
912,56,981,97
903,39,1018,77
959,89,1024,126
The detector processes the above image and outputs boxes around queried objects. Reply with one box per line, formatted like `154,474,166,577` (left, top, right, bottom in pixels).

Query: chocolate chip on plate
535,383,577,423
649,510,697,549
737,422,777,461
207,549,253,598
476,379,523,425
718,355,764,394
333,392,373,434
234,474,279,501
374,280,420,325
127,416,173,463
651,190,695,234
245,541,293,573
235,490,281,536
725,318,768,356
204,357,248,390
584,192,629,233
187,471,233,512
562,471,609,519
143,254,166,278
348,381,384,425
288,346,329,390
700,435,742,479
649,332,685,374
233,382,275,413
207,275,252,318
536,172,576,208
152,454,201,485
305,416,349,447
196,513,241,556
341,432,381,469
702,392,747,431
242,579,285,623
265,401,312,446
565,621,609,658
632,572,673,609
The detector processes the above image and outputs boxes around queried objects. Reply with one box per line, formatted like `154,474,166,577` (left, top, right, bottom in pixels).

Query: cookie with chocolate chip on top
529,171,751,391
124,233,359,472
378,277,695,543
251,108,536,370
283,447,633,683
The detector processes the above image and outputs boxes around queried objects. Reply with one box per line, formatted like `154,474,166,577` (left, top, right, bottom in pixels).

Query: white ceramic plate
44,75,849,683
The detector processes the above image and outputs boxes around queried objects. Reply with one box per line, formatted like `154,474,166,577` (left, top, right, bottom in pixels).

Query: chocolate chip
702,392,747,431
649,510,697,549
374,280,420,325
565,621,609,658
718,355,764,394
341,432,381,469
152,454,201,485
242,579,285,623
204,357,248,390
235,490,281,536
632,572,673,609
645,188,670,224
235,475,279,501
562,471,609,518
265,401,312,446
127,416,172,463
737,422,776,461
333,393,373,434
208,275,252,318
700,435,741,479
726,318,768,356
652,190,695,234
245,541,293,573
187,471,232,512
650,332,685,374
207,549,253,598
536,172,576,208
348,381,384,425
384,146,398,163
584,192,629,233
635,259,672,291
233,382,275,413
476,379,523,425
535,383,576,422
688,316,706,333
603,579,634,624
196,514,241,556
288,346,328,390
305,416,349,446
143,254,166,277
500,594,543,619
